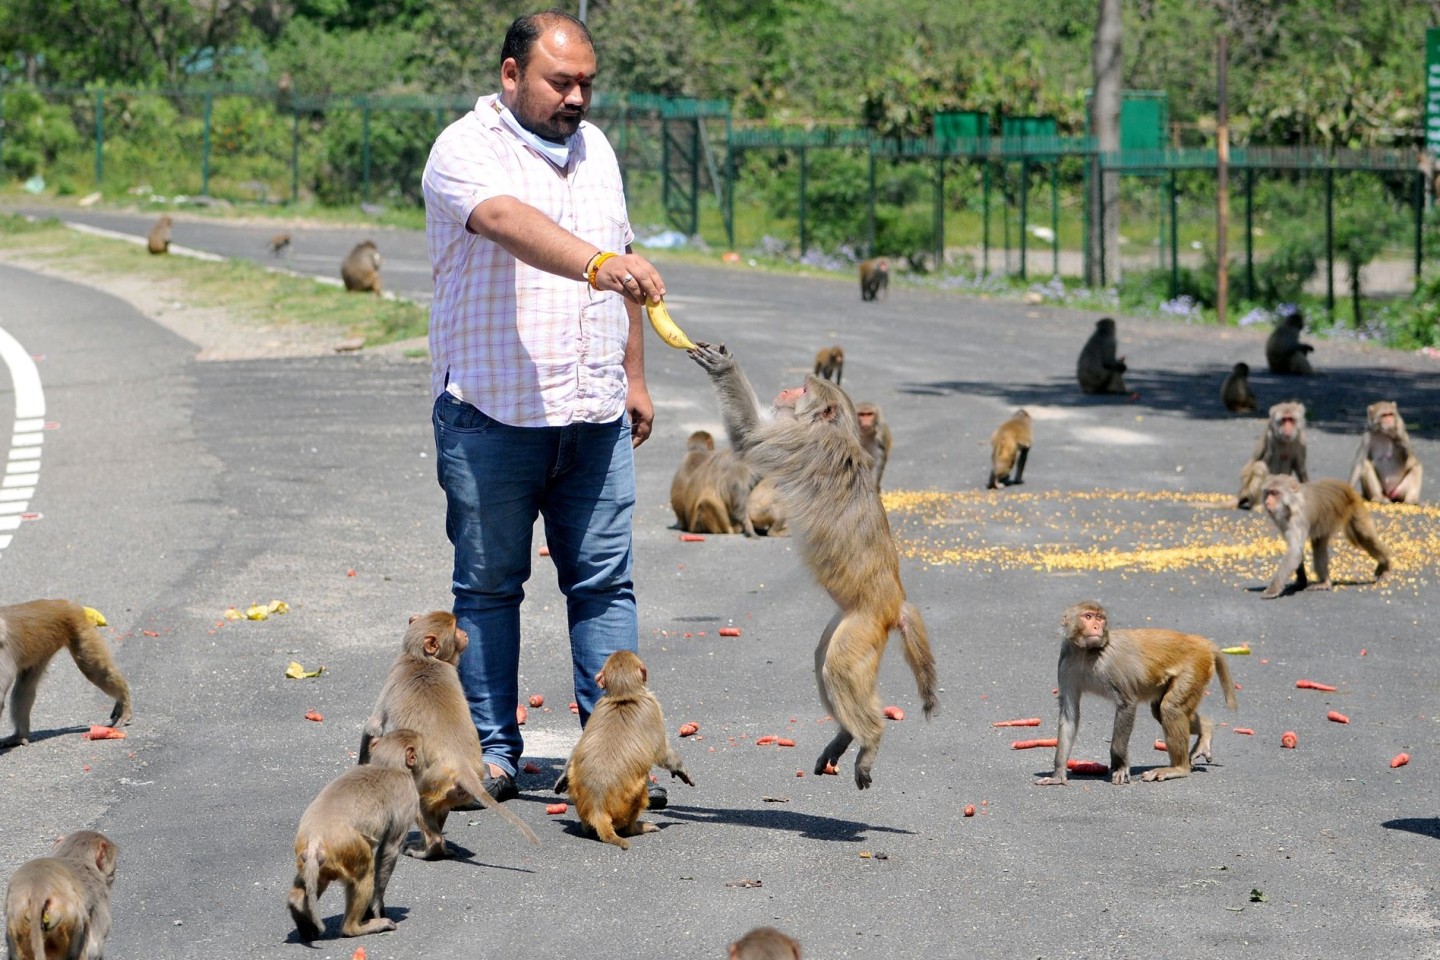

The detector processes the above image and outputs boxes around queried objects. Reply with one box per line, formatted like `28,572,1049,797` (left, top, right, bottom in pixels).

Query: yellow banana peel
285,661,325,679
83,606,108,626
646,299,697,350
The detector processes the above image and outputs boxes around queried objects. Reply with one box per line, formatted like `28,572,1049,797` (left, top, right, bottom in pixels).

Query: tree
1085,0,1120,287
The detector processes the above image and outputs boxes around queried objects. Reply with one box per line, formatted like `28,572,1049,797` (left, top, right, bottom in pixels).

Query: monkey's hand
687,341,734,378
670,766,695,787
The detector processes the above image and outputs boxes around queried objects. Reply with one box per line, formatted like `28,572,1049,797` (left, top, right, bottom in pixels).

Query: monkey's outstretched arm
688,342,767,453
1262,527,1306,599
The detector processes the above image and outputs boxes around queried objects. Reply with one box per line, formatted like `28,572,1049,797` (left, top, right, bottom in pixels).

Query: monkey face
857,410,875,429
1063,603,1109,649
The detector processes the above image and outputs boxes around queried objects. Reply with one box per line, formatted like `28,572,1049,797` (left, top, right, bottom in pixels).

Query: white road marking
0,323,45,561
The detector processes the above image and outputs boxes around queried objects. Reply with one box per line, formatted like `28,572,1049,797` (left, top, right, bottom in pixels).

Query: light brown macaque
341,240,383,294
1076,318,1128,395
552,650,694,850
146,215,172,254
855,402,892,490
1037,601,1237,786
987,409,1032,490
746,476,789,536
5,830,118,960
730,926,803,960
1265,311,1315,375
1260,475,1391,599
1236,401,1308,510
669,430,762,536
270,232,293,256
1220,362,1258,414
858,257,889,301
1350,400,1423,505
813,345,844,386
360,612,538,856
0,599,132,749
288,728,426,940
689,342,939,789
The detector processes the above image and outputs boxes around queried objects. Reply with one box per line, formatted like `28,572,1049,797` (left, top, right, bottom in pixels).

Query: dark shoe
455,770,517,810
648,782,668,810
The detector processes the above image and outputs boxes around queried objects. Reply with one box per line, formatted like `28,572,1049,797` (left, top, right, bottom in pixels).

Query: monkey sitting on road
553,650,694,849
1349,400,1423,505
689,342,938,790
270,232,293,257
1220,362,1258,414
1,599,132,749
1236,401,1308,510
1260,475,1391,599
813,345,844,385
341,240,383,294
855,402,892,490
1076,318,1128,395
669,430,763,536
858,257,889,301
1036,601,1236,786
987,409,1032,489
289,729,426,940
146,215,172,254
1265,310,1315,375
5,830,119,960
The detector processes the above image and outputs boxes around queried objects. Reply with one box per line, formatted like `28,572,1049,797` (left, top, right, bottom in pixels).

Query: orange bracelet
587,251,619,289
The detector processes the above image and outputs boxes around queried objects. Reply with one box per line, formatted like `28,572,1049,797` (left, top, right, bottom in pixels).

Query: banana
645,299,697,350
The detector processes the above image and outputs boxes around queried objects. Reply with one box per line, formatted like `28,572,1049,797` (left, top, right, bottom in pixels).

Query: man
421,10,667,804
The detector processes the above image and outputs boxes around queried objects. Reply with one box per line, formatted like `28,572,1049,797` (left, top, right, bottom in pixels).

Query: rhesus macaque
146,215,172,254
270,232,292,256
746,477,788,536
730,926,802,960
552,650,694,850
1037,601,1236,786
689,342,938,789
1260,475,1391,599
1236,401,1308,510
669,430,762,536
0,599,132,749
1220,362,1258,414
341,240,383,294
1265,310,1315,375
1076,318,1128,395
858,256,889,301
1349,400,1423,505
289,729,426,940
855,402,892,490
986,409,1032,489
813,345,844,385
360,612,538,856
5,830,118,960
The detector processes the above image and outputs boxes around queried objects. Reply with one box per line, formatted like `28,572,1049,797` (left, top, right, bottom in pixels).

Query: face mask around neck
497,103,572,168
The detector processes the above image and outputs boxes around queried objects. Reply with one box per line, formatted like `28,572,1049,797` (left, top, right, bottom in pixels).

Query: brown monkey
5,830,118,960
1260,475,1391,599
858,256,889,301
360,612,538,856
1236,401,1308,510
855,401,892,489
987,409,1032,489
270,232,293,256
552,650,694,849
0,599,132,748
669,431,762,536
730,926,802,959
1350,400,1423,504
288,729,426,940
341,240,383,294
1076,318,1128,395
1220,362,1258,414
813,345,844,385
146,215,172,254
746,476,788,536
1037,601,1236,786
689,342,938,789
1265,310,1315,375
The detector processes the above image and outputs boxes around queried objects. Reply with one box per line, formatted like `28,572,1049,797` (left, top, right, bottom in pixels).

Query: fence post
290,109,299,204
865,148,876,259
1168,171,1178,300
1415,169,1425,290
1244,168,1255,299
933,155,944,270
201,93,213,196
1051,160,1060,277
1324,167,1334,316
93,90,104,186
688,118,700,237
724,141,736,251
362,98,372,203
797,146,808,255
1018,156,1029,280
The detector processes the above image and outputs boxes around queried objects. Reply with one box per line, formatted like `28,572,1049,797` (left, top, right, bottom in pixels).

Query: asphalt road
0,205,1438,959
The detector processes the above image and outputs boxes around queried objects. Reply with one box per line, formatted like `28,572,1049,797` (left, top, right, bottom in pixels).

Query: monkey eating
1349,400,1423,505
1265,309,1315,375
289,729,426,940
341,240,383,294
1260,475,1391,599
689,341,938,789
1236,401,1308,510
146,215,172,255
1075,318,1128,395
552,650,694,850
813,345,844,385
986,409,1032,489
1036,601,1236,786
360,612,538,856
855,402,892,490
858,256,889,301
1220,362,1258,414
0,599,132,749
5,830,119,960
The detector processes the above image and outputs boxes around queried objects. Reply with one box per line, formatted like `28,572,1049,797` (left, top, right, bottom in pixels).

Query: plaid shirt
422,93,635,427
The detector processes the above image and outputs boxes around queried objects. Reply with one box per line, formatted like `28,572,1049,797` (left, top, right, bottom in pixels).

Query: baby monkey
1037,601,1236,786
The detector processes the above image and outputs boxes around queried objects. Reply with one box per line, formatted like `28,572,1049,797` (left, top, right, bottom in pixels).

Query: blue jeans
432,392,638,779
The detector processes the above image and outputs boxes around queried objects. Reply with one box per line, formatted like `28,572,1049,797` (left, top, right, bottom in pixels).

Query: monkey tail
1212,650,1239,711
898,602,939,719
458,774,541,846
30,898,51,959
301,839,325,930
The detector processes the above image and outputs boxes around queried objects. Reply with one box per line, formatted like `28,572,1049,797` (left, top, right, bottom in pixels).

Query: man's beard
512,83,585,143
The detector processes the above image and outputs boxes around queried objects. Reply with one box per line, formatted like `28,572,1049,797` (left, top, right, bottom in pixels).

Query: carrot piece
821,762,838,775
1281,731,1298,749
882,705,905,721
1065,760,1109,776
1327,710,1349,724
1010,738,1058,750
992,718,1042,727
679,533,705,542
1296,679,1338,691
545,803,568,815
568,701,579,714
515,705,528,725
776,738,796,747
538,545,550,557
84,725,126,740
528,694,545,708
963,804,976,817
522,761,542,774
717,627,742,637
678,722,700,737
1233,727,1255,736
756,735,777,745
1390,752,1410,768
304,710,324,722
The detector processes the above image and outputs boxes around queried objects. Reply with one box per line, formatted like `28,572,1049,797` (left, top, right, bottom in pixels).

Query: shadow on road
1381,817,1440,840
661,802,915,842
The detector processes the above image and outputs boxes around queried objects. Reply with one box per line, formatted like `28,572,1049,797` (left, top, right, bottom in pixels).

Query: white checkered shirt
422,93,635,427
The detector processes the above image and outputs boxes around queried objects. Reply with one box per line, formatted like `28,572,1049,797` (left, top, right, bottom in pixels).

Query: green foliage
0,86,81,178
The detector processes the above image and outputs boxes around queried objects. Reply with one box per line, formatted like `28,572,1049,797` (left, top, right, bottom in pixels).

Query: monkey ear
94,840,110,871
408,614,420,625
639,665,648,683
423,634,440,656
596,669,608,689
819,404,839,422
405,745,417,768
